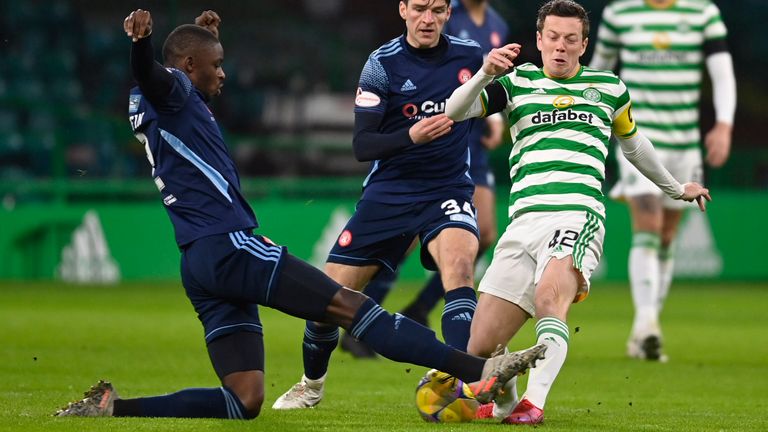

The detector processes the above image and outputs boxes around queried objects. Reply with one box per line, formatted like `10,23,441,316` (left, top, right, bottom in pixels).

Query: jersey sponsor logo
552,95,575,109
490,31,501,48
163,194,177,206
458,68,473,84
532,88,547,94
402,100,447,119
532,108,595,126
338,229,352,247
582,88,602,103
400,79,418,92
355,88,381,108
652,32,672,50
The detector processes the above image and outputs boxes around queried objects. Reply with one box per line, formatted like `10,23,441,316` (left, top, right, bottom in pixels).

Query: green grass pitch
1,280,766,431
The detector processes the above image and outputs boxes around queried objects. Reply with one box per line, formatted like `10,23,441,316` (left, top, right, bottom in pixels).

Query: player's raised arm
445,43,520,121
195,10,221,39
125,9,185,110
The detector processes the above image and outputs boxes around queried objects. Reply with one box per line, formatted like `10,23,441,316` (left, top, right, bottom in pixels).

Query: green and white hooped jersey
485,63,637,223
593,0,728,150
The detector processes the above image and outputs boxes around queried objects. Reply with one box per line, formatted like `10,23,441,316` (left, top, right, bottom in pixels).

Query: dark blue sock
302,321,339,379
362,268,397,305
349,299,446,369
115,386,248,419
441,286,476,351
414,273,445,311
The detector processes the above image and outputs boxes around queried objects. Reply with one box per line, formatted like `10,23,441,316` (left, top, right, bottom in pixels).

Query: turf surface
1,280,766,431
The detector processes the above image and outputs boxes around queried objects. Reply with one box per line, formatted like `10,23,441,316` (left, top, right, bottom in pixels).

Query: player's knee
534,288,567,318
467,337,496,358
237,388,264,419
222,370,265,419
240,392,264,419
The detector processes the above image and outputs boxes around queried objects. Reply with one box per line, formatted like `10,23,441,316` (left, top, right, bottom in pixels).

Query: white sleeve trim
706,52,736,125
616,132,684,199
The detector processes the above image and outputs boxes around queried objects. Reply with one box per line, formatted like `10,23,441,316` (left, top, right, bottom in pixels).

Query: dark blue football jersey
445,1,510,177
354,34,483,203
127,68,256,247
446,1,509,55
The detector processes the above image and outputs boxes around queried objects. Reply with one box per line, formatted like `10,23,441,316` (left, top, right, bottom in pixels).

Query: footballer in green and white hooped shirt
444,0,712,425
590,0,736,363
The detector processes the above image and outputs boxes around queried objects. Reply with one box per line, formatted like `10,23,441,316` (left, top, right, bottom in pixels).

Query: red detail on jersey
458,68,473,84
338,230,353,247
490,32,501,48
402,103,419,118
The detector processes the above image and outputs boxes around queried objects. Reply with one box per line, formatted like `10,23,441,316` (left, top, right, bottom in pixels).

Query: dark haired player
53,9,546,420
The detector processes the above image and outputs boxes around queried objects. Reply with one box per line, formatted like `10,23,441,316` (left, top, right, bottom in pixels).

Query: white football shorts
478,211,605,317
611,147,703,210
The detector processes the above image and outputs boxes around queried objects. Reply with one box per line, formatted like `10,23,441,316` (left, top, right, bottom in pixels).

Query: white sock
657,244,675,313
492,375,518,418
629,232,661,336
521,317,569,409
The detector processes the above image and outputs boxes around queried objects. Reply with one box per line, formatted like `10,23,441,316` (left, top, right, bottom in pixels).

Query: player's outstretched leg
339,268,396,359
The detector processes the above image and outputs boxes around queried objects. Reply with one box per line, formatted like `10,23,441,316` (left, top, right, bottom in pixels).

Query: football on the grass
415,369,479,423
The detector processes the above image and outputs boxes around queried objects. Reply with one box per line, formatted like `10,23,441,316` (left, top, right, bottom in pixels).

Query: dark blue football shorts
180,230,286,345
327,193,479,272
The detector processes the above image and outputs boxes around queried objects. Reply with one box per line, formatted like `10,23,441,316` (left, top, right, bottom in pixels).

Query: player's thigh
468,293,529,357
473,185,497,249
208,330,266,379
532,211,604,311
327,199,416,274
627,194,664,232
419,194,479,271
535,256,582,319
269,254,347,322
324,262,380,291
427,227,479,270
477,221,537,317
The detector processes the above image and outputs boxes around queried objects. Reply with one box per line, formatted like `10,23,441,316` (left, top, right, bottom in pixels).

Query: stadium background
0,0,765,283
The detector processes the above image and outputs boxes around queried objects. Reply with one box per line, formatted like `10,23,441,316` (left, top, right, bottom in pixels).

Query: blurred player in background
341,0,511,358
54,8,546,420
446,0,711,423
272,0,488,410
589,0,736,362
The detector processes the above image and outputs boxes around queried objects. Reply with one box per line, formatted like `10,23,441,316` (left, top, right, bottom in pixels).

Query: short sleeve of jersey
611,79,637,139
703,2,727,41
355,55,389,115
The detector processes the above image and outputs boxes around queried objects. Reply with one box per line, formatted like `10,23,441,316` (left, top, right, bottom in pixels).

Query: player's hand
704,121,732,168
124,9,152,42
195,10,221,38
483,43,521,76
409,114,454,144
678,182,711,212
